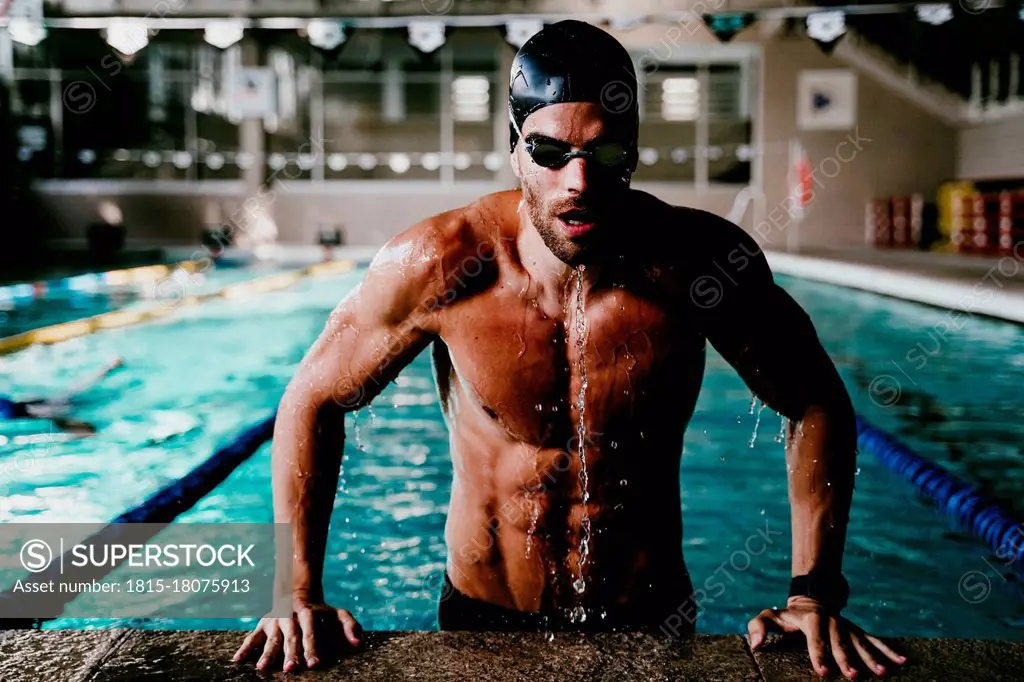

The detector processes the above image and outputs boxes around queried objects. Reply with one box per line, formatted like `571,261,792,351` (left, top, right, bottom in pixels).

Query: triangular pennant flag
806,11,846,55
408,19,446,54
702,13,757,43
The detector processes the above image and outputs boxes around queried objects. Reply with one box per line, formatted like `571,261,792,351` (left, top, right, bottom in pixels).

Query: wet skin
430,189,704,619
236,103,907,679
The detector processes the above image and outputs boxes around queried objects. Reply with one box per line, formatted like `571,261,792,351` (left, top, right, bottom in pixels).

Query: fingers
280,617,302,673
850,631,885,677
298,608,320,668
257,625,283,671
337,608,363,647
233,623,267,663
864,633,907,666
801,612,829,677
746,608,789,650
829,618,858,679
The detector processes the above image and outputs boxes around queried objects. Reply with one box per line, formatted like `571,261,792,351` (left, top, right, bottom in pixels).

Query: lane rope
857,415,1024,587
0,259,359,356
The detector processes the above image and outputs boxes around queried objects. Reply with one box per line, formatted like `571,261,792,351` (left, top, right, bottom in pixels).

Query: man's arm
274,219,446,603
689,217,856,588
237,217,451,672
681,212,902,679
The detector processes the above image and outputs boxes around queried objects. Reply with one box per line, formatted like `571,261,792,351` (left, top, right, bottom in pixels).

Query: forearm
786,398,857,579
272,388,345,603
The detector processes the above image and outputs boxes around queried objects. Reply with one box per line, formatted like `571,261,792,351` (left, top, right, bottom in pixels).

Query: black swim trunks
436,572,695,635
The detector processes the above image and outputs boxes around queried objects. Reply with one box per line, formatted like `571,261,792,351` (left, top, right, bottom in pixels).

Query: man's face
511,102,633,266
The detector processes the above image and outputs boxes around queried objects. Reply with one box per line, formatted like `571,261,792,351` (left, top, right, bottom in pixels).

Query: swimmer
235,21,905,679
0,356,123,436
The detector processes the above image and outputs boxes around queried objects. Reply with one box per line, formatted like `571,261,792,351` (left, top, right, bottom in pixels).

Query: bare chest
439,281,705,446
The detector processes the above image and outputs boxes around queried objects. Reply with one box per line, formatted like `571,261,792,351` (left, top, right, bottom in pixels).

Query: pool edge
766,249,1024,326
1,629,1022,681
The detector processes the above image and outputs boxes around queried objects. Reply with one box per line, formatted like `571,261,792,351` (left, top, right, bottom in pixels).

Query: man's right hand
233,600,363,672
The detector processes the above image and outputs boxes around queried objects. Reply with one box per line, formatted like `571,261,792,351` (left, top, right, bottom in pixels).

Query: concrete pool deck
766,247,1024,325
1,629,1023,681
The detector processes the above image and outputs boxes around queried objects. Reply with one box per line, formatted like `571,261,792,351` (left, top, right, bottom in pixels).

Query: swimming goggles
523,138,630,170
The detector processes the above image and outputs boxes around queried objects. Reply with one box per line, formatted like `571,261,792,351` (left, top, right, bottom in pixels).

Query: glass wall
633,60,754,186
3,27,756,187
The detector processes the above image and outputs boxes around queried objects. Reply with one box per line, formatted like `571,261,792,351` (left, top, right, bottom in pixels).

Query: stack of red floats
949,189,1024,254
865,194,924,248
866,189,1024,254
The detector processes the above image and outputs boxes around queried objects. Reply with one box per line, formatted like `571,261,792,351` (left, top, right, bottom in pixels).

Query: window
4,29,754,187
707,63,752,185
634,59,755,185
637,66,698,183
322,74,443,180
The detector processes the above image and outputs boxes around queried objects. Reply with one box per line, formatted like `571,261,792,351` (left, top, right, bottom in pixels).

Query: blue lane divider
115,413,277,523
857,415,1024,582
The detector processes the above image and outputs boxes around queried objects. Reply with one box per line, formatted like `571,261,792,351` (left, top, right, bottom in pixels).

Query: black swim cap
508,20,639,163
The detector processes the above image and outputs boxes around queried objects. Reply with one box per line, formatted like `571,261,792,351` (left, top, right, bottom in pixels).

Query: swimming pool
0,260,285,338
1,267,1022,639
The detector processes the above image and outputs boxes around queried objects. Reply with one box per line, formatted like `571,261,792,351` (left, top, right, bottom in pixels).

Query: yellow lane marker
0,259,358,356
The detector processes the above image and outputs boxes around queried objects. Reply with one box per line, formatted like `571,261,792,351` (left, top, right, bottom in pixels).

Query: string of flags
7,4,1021,53
701,3,1023,55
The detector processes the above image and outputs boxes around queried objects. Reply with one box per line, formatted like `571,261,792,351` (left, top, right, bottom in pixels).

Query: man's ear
510,146,522,180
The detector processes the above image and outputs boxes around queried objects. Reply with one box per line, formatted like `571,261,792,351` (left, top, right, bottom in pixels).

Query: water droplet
639,431,644,439
610,441,618,449
720,454,726,462
573,577,586,594
619,479,628,486
600,610,607,619
570,605,587,623
547,632,555,642
736,415,742,424
760,508,766,515
535,404,543,411
855,467,862,476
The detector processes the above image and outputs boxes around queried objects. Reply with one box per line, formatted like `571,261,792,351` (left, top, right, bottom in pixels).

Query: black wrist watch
788,571,850,611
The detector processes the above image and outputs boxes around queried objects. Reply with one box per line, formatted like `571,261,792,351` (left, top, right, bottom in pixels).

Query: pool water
1,269,1022,639
0,261,283,338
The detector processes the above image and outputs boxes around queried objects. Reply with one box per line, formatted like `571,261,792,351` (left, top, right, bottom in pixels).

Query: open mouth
558,209,597,236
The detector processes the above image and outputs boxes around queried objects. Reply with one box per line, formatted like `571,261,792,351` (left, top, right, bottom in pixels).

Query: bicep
687,230,845,420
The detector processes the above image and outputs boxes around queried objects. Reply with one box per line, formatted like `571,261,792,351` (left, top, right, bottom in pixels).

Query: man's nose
560,156,589,194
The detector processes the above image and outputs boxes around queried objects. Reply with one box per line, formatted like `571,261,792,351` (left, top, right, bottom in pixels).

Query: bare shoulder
627,190,768,276
362,191,517,322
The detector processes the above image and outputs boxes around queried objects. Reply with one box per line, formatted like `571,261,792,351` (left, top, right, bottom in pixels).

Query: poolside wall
957,116,1024,180
32,23,957,251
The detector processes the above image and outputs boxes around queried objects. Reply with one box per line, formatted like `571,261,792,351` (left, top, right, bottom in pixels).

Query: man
235,20,906,679
0,356,123,435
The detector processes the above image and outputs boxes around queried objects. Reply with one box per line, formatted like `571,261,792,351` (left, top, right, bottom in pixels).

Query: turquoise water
1,269,1022,639
0,261,282,338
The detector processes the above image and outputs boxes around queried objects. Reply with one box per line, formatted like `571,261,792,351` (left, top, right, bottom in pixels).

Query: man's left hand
746,596,907,679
